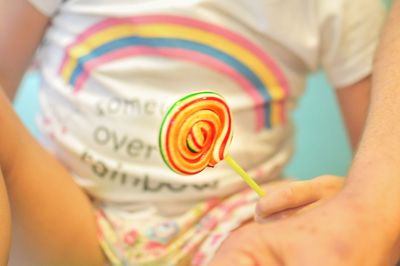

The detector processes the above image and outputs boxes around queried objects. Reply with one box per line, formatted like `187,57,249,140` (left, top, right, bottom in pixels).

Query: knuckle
281,185,296,205
316,175,344,190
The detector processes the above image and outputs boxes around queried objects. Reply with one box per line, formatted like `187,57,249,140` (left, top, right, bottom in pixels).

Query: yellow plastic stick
225,155,266,197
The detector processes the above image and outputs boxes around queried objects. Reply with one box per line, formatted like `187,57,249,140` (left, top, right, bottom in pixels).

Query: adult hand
209,187,400,266
255,175,344,223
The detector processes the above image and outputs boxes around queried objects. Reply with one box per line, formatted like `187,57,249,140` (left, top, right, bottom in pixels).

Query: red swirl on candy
159,91,233,175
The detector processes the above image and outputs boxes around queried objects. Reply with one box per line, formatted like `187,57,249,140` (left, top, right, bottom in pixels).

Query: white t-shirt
29,0,385,205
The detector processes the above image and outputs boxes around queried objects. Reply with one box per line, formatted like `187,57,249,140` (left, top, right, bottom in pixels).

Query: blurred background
14,0,392,180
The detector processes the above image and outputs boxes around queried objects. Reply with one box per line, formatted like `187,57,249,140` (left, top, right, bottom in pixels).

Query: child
0,0,385,265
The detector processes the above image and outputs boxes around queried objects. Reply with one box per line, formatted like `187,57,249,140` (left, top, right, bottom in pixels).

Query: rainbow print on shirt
59,15,290,130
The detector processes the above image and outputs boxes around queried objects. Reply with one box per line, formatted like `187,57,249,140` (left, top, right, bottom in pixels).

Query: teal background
284,72,352,179
14,0,391,180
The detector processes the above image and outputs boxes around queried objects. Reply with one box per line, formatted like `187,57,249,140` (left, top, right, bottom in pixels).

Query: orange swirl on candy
159,91,233,175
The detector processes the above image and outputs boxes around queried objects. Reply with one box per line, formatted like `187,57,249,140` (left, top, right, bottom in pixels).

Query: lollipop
159,91,265,197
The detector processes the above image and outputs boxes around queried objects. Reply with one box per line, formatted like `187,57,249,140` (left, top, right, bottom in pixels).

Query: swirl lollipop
159,91,265,197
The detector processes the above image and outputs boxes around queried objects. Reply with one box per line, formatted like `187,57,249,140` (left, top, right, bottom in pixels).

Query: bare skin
0,1,104,265
0,169,11,266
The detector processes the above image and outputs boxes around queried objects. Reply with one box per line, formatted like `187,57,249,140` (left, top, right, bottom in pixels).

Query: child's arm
1,91,104,266
336,77,371,150
0,1,104,265
0,170,11,266
0,0,47,99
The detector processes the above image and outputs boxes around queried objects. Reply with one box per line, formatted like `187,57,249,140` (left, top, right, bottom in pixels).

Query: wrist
344,147,400,228
339,183,400,251
314,192,400,264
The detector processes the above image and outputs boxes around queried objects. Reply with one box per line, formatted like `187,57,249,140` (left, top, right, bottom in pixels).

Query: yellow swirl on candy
159,91,233,175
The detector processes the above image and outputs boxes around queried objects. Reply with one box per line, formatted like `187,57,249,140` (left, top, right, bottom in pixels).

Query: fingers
255,175,343,222
313,175,344,194
255,176,345,223
255,179,320,222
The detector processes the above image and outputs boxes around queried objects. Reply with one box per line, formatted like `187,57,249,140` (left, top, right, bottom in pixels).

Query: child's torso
36,0,319,206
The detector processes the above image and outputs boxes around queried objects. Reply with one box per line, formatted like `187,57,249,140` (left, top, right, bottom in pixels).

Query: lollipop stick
225,155,266,197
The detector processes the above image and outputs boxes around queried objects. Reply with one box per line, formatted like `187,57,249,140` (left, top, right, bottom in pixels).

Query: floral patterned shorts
96,188,259,266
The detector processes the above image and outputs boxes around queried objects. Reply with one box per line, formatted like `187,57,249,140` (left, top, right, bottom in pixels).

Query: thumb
255,180,321,222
